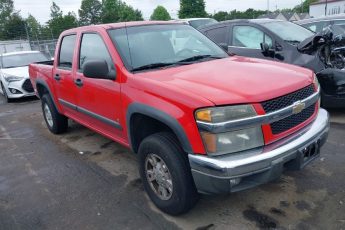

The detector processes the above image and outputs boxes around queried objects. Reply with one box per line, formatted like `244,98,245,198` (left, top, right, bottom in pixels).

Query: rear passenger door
228,24,275,60
75,32,124,140
54,34,79,118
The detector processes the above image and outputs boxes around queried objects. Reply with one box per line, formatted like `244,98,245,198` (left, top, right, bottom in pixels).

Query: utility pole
325,0,328,16
267,0,270,13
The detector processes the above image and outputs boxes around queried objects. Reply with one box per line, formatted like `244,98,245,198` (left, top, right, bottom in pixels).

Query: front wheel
138,132,199,215
1,81,11,103
41,94,68,134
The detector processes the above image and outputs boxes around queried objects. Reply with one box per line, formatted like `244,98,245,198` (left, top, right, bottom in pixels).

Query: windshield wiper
177,55,223,63
131,62,176,72
284,40,301,44
132,61,194,72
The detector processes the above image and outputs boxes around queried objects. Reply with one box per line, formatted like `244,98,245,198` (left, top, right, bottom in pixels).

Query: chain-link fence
0,24,59,58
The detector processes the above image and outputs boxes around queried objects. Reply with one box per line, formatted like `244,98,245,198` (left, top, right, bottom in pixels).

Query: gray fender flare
36,79,60,113
126,103,193,154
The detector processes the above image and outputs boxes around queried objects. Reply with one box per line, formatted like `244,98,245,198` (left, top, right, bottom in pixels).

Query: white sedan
0,51,49,102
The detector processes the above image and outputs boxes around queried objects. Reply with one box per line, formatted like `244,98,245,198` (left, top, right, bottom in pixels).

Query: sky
14,0,303,24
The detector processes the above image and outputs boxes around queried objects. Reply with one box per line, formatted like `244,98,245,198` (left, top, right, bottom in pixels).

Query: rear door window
58,34,76,69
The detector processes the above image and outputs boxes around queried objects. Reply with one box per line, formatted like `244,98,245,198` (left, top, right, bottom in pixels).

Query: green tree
1,13,26,40
47,2,78,38
150,6,171,21
78,0,102,25
178,0,207,19
50,1,63,18
0,0,13,21
101,0,143,23
212,11,229,21
26,14,41,38
0,0,14,38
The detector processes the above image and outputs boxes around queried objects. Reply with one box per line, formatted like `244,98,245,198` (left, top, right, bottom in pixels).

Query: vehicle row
199,19,345,108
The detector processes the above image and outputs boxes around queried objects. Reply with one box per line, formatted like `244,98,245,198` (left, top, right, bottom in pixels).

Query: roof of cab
62,21,185,34
199,18,284,30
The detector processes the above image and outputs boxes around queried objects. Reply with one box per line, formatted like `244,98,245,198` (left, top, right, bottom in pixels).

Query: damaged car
199,19,345,108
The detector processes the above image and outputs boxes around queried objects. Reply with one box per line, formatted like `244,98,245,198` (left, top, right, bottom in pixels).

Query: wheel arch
36,79,60,113
126,103,193,154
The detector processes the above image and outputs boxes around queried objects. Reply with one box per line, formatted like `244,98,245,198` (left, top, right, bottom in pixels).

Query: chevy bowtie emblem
292,101,305,114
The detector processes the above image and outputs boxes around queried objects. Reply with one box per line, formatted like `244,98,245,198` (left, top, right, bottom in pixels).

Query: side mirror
83,59,116,80
218,43,229,52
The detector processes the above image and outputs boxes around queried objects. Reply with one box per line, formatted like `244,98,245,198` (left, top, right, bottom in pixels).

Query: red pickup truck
29,21,330,215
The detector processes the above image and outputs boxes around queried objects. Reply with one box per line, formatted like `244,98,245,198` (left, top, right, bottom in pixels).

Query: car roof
296,14,345,24
199,19,284,30
63,21,185,34
1,51,42,56
175,18,215,22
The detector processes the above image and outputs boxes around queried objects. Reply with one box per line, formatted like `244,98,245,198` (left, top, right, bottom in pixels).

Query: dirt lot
0,96,344,230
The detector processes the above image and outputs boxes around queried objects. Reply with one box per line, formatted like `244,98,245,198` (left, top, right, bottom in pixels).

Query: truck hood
136,56,313,105
1,66,29,79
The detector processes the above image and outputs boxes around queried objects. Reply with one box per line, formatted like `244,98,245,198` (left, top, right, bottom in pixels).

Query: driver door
75,32,124,139
228,24,275,60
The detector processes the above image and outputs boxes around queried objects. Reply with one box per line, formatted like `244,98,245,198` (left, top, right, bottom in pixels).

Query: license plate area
298,141,320,168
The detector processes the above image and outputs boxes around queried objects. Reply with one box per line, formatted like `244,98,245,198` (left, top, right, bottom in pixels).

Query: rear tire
41,94,68,134
138,132,199,215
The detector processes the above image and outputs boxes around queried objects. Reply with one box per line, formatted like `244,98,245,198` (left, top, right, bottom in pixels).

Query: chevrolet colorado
29,21,330,215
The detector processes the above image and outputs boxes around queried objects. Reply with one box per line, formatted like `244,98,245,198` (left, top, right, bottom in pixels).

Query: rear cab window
58,34,77,69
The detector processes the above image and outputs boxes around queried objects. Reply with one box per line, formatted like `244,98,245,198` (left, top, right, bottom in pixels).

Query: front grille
261,85,316,135
270,103,316,134
22,79,34,93
262,85,315,113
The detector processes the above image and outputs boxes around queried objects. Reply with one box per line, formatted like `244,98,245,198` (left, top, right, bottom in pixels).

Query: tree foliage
178,0,208,19
211,0,319,22
150,6,171,21
1,13,25,40
47,2,78,38
213,8,266,21
101,0,143,23
50,2,63,18
79,0,102,25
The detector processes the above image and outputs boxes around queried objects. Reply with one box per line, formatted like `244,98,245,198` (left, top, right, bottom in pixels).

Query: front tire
41,94,68,134
138,132,199,215
1,81,11,103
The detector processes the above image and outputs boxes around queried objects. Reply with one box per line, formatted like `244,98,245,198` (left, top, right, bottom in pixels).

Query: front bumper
2,78,36,99
188,109,330,194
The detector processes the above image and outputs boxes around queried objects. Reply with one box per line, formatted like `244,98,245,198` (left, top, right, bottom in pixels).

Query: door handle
54,74,61,81
74,78,83,87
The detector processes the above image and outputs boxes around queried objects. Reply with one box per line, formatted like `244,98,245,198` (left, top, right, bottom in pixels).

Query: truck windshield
1,52,49,68
108,24,228,72
261,21,315,44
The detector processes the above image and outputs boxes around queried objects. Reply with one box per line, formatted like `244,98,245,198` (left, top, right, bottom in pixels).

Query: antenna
124,22,133,68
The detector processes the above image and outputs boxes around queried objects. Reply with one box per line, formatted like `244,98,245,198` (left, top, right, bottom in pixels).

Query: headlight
196,105,257,123
3,74,23,82
313,74,320,91
196,105,264,155
200,127,264,155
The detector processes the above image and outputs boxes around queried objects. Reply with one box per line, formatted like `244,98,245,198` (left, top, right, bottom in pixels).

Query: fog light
230,178,241,187
9,88,21,94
